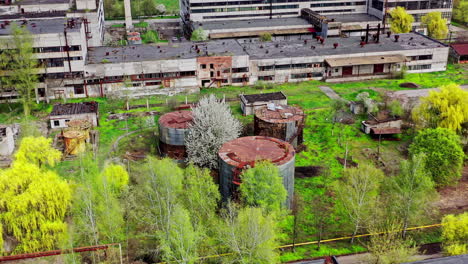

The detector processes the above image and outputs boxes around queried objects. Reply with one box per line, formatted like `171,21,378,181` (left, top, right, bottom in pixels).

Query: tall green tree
219,204,279,264
387,154,437,237
422,12,448,39
0,138,71,254
412,84,468,133
389,7,414,33
0,23,39,117
441,212,468,256
335,164,383,243
239,161,287,213
190,28,208,41
409,128,464,186
453,0,468,24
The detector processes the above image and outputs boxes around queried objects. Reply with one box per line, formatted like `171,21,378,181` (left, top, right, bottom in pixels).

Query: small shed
49,101,99,129
240,91,287,115
361,119,402,135
449,43,468,64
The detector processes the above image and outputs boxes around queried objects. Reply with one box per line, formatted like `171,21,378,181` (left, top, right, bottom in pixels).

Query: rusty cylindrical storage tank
218,136,295,208
63,130,87,155
158,111,193,160
254,104,305,148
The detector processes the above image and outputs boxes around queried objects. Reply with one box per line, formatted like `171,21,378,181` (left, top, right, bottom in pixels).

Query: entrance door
342,66,353,76
374,64,384,73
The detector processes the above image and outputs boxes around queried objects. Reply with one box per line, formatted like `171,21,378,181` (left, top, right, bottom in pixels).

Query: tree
409,128,464,186
190,27,208,41
182,164,220,228
14,136,62,168
142,0,157,16
239,161,287,213
412,84,468,133
259,33,272,42
156,4,166,15
102,163,129,194
387,154,437,237
0,23,39,117
453,0,468,24
441,212,468,256
186,94,242,169
219,205,279,264
388,100,403,118
389,7,414,33
335,164,383,243
421,12,448,39
159,205,199,264
0,139,71,254
364,220,417,264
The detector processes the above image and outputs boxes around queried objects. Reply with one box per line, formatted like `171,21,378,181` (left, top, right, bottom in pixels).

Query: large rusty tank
158,111,193,160
254,104,305,148
63,130,87,155
218,136,295,208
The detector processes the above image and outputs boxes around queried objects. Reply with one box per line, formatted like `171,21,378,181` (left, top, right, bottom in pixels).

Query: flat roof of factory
0,18,81,35
16,0,69,5
327,13,380,23
86,33,446,64
194,17,311,31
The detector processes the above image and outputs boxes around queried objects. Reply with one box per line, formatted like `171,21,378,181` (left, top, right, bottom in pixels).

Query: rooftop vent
387,31,391,38
333,43,338,49
394,35,399,42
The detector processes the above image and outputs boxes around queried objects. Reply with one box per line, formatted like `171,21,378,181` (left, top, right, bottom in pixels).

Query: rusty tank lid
218,136,295,167
255,104,304,123
159,111,193,129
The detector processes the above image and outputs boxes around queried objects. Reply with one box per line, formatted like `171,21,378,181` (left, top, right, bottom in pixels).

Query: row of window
258,72,322,80
410,55,433,61
38,56,82,67
33,45,81,53
191,4,298,13
317,9,355,13
373,0,453,11
311,1,365,7
190,0,315,7
38,71,83,80
259,63,323,71
202,11,298,19
86,71,197,84
408,64,432,70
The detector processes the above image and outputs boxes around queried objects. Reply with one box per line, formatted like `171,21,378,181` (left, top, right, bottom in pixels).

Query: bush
190,28,208,41
441,212,468,256
260,33,272,42
409,128,464,186
253,81,274,90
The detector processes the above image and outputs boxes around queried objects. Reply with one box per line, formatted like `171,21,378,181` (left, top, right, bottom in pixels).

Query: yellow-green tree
453,0,468,24
389,7,414,33
0,137,71,255
412,84,468,133
441,212,468,255
14,137,62,168
421,12,448,39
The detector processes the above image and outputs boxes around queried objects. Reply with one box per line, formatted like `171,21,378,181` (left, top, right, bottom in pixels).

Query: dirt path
436,166,468,214
109,129,145,158
319,86,346,101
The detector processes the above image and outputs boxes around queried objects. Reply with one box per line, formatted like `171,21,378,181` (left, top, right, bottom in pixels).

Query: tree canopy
190,28,208,41
0,23,39,117
239,161,287,213
0,137,71,254
14,137,62,168
409,128,464,186
389,7,414,33
421,12,448,39
412,84,468,133
441,212,468,255
453,0,468,24
186,94,242,169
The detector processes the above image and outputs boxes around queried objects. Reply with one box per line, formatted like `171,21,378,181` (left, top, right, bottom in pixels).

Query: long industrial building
0,0,451,101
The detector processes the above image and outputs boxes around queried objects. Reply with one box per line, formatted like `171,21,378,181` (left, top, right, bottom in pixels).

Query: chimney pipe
376,24,380,43
365,24,369,43
123,0,133,31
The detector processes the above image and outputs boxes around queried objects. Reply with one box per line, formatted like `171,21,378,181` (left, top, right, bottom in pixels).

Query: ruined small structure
361,112,402,136
0,125,16,156
254,104,304,148
240,92,287,115
218,136,295,207
49,101,99,129
158,111,193,160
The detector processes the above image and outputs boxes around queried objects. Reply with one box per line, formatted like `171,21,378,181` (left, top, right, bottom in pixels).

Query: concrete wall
0,127,15,156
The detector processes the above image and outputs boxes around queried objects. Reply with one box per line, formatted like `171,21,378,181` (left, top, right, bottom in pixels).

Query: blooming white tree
186,94,242,169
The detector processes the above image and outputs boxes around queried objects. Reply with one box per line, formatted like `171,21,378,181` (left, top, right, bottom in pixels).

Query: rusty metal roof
218,136,295,166
371,127,401,135
158,111,193,129
50,101,98,116
255,104,304,123
241,92,287,104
